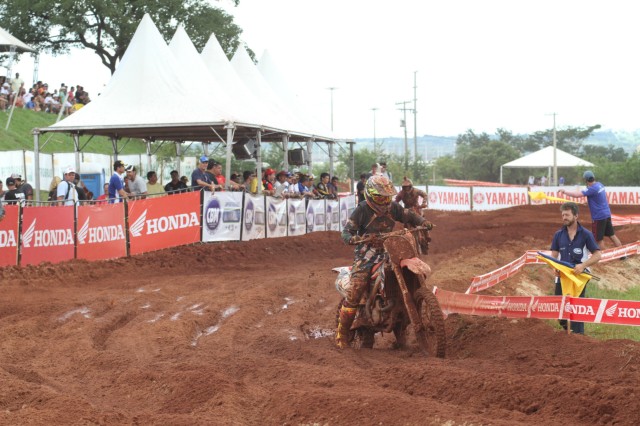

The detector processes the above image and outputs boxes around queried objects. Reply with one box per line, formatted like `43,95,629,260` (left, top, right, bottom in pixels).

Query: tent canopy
0,26,36,53
502,146,594,168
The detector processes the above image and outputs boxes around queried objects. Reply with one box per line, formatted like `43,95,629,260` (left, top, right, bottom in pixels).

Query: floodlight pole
413,71,419,162
396,100,412,171
327,87,337,131
371,108,378,145
552,113,558,186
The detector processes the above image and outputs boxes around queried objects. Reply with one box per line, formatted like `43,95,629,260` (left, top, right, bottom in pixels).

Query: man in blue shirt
108,160,129,203
558,170,622,249
550,202,601,334
191,156,216,192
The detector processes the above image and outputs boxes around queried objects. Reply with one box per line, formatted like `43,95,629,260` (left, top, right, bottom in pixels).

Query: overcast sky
10,0,640,139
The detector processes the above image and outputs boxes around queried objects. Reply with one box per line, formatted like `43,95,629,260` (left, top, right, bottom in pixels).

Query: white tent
0,26,36,53
500,146,594,183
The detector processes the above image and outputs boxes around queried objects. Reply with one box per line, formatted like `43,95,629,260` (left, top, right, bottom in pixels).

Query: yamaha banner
287,198,306,236
306,199,326,232
266,197,287,238
202,192,243,242
242,194,266,241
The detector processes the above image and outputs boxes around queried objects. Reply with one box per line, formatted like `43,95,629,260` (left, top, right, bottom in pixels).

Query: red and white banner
531,185,640,205
436,287,640,327
266,197,287,238
128,191,201,255
472,186,529,211
20,205,75,266
0,205,20,267
426,186,471,211
76,203,126,261
611,214,640,227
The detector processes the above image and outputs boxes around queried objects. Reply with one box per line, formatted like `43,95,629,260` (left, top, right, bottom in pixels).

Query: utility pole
371,107,378,145
413,70,419,162
327,87,337,131
396,100,412,171
546,112,558,185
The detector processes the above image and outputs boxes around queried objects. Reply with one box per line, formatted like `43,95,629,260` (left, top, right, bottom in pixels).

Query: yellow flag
537,255,591,297
528,191,572,203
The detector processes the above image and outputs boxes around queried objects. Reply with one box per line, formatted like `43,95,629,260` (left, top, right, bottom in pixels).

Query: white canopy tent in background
500,146,594,183
37,14,351,201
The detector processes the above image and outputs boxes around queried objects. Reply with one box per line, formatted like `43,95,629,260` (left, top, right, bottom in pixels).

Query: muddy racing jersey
395,187,427,211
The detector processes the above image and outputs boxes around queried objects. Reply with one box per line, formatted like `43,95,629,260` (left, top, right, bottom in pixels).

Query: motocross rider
337,175,430,349
394,177,428,215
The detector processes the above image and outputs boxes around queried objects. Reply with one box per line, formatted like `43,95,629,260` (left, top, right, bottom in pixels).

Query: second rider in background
394,177,428,215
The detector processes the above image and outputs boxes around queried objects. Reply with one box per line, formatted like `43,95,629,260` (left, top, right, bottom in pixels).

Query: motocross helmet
364,175,397,214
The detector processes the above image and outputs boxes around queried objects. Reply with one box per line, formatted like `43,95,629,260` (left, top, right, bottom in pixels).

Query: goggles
369,193,392,205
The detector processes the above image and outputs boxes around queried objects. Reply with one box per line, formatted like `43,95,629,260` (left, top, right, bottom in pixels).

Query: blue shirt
550,222,600,266
191,168,210,189
108,172,124,203
581,182,611,220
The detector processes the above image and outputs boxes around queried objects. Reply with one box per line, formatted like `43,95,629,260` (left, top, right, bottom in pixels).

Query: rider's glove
423,221,434,231
349,235,363,245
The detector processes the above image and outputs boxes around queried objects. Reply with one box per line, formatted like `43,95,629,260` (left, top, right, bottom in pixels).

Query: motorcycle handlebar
350,224,434,245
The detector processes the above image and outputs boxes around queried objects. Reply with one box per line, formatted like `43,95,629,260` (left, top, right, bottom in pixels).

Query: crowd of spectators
0,72,91,115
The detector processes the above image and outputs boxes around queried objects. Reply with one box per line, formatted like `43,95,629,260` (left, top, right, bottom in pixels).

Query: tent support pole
306,139,314,172
146,140,152,173
283,134,289,171
33,130,41,202
500,166,503,184
224,123,235,187
175,143,182,177
329,141,335,177
73,133,81,175
111,137,119,161
203,142,210,156
256,130,263,195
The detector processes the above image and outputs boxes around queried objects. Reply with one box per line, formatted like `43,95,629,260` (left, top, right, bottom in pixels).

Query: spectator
262,168,276,195
315,172,335,199
10,72,24,95
56,166,79,206
558,170,623,250
328,176,339,198
95,183,110,203
108,160,129,203
3,177,23,205
146,171,164,197
286,172,299,197
165,170,188,194
13,173,33,203
274,171,290,198
365,163,379,179
550,202,601,334
356,173,367,203
48,176,62,201
528,175,535,185
180,176,190,187
298,175,315,198
0,180,5,200
23,88,35,109
191,156,216,192
243,170,257,194
0,82,9,110
540,175,548,186
559,176,565,186
379,161,392,181
125,165,148,199
395,177,428,214
205,160,223,191
73,174,88,201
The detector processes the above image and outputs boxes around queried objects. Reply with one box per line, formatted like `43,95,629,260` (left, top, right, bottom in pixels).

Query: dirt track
2,204,640,425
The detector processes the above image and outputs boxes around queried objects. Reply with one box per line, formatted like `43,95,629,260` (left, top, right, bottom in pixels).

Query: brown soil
2,204,640,425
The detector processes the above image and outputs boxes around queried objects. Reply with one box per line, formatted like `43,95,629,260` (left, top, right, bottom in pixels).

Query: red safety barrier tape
465,242,640,294
435,287,640,326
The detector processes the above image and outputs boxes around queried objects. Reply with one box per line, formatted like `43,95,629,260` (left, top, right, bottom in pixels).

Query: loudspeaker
232,137,257,160
288,148,306,166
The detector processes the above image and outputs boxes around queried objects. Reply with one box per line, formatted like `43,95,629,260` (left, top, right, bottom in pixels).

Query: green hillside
0,108,146,154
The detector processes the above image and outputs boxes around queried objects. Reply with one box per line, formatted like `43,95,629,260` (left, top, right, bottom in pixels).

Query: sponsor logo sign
266,197,286,238
0,205,20,267
426,186,471,211
287,199,306,236
472,187,529,211
77,203,127,261
202,192,242,242
21,206,75,266
128,191,201,255
242,194,265,241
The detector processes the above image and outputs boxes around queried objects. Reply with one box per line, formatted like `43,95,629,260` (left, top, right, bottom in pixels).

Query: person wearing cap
395,177,428,215
558,171,623,250
13,173,33,203
262,168,277,195
125,165,148,199
273,171,290,198
165,170,188,195
3,177,23,205
191,156,216,192
56,166,79,206
108,160,130,203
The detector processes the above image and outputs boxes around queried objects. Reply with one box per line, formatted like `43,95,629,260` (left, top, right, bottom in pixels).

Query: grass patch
0,107,146,154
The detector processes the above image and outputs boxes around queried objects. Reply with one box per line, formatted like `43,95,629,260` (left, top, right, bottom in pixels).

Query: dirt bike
334,225,446,357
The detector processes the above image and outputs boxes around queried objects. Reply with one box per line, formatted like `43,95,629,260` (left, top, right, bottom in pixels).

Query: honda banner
242,194,265,241
0,205,20,267
128,191,201,255
287,198,306,236
306,199,326,232
77,203,127,261
326,200,340,231
427,186,471,211
202,192,243,242
472,187,529,211
266,197,287,238
20,205,75,266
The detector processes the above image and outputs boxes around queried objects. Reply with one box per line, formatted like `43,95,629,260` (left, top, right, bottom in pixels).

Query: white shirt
56,180,78,206
129,175,148,196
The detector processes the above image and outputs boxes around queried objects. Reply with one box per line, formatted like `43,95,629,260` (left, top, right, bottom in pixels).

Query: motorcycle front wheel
413,287,446,358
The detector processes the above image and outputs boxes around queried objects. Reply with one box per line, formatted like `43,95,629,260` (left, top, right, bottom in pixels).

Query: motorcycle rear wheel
413,287,446,358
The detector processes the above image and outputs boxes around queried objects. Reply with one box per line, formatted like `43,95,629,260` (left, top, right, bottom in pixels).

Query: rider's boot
335,305,357,349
